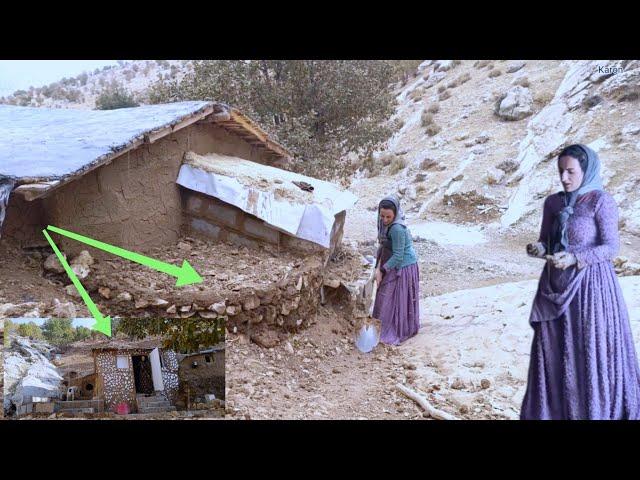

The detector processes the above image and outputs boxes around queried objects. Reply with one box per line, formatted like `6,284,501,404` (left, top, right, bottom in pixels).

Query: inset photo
3,317,225,419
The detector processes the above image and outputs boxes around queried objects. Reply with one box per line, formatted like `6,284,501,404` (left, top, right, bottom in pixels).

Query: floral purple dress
521,190,640,420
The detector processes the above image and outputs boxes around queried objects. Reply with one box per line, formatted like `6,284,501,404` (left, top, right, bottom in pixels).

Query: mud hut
91,338,179,413
177,344,225,405
0,102,357,259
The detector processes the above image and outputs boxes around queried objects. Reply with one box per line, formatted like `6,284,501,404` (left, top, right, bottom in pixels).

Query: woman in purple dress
521,144,640,420
372,195,420,345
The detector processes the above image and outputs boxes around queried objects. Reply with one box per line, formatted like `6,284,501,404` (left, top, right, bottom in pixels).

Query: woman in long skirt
372,195,420,345
521,144,640,420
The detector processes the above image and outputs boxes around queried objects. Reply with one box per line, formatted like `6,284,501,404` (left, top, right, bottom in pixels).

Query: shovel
355,274,381,353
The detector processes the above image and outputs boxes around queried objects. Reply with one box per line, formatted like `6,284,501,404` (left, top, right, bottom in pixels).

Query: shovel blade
355,322,380,353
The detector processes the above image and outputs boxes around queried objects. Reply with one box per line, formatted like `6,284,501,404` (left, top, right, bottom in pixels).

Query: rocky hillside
360,60,640,237
4,59,638,238
0,60,191,109
4,335,62,415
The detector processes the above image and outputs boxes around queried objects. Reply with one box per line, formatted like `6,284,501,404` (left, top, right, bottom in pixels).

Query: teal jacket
381,223,418,273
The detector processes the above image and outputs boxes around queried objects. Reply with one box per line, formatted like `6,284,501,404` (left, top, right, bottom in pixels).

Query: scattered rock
44,253,65,273
284,341,294,355
135,298,149,309
506,61,525,74
116,292,132,303
480,379,491,389
70,250,94,268
177,241,192,251
166,304,177,314
51,299,76,318
208,301,227,314
65,285,81,299
180,305,192,313
151,298,169,307
71,263,90,280
242,295,261,311
226,305,241,316
98,287,111,299
494,86,534,121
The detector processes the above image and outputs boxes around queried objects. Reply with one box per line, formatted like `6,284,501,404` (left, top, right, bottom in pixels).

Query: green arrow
46,225,203,287
42,229,112,336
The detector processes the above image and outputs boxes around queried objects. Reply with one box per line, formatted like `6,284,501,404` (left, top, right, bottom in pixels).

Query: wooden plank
144,125,173,144
171,106,215,130
13,181,61,201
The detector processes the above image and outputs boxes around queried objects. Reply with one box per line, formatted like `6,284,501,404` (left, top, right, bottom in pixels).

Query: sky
0,60,118,97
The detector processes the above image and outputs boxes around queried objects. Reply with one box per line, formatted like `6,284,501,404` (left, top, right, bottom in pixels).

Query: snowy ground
401,276,640,419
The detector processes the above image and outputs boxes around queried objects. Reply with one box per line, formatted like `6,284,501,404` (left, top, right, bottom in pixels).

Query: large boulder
4,337,62,413
494,86,534,121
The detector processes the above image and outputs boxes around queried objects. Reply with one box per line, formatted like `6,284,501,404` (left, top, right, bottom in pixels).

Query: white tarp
176,152,358,248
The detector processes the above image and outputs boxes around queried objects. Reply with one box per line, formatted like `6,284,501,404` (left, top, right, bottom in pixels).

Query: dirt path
226,204,640,419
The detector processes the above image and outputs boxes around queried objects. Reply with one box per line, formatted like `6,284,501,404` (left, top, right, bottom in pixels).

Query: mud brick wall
178,350,225,403
10,123,278,256
182,189,345,258
1,194,46,247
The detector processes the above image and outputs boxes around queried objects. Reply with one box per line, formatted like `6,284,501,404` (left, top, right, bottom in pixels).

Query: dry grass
379,152,397,166
474,60,491,69
488,69,503,78
439,90,452,101
416,184,426,194
420,158,438,170
437,85,447,93
425,123,442,136
497,159,518,173
421,110,435,127
414,173,427,182
427,102,440,114
534,90,555,107
513,77,530,88
409,88,423,102
389,156,408,175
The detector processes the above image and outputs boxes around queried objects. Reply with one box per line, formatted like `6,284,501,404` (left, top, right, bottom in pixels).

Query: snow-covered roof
0,102,293,196
0,101,213,180
177,152,358,248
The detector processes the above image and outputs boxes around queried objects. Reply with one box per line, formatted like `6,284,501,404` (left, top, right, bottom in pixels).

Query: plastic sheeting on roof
176,152,358,248
0,101,212,180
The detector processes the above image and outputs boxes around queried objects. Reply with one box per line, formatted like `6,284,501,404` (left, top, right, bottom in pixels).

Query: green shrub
95,81,139,110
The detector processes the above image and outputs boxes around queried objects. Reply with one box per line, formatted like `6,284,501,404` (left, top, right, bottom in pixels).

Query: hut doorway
132,355,154,394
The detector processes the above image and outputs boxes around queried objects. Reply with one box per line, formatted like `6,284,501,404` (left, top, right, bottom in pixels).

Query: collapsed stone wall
182,189,343,258
3,122,279,256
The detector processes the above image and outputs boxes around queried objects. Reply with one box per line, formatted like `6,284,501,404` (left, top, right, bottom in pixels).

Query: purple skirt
372,263,421,345
521,263,640,420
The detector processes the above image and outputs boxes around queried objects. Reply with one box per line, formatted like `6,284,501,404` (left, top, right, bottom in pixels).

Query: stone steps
136,393,174,413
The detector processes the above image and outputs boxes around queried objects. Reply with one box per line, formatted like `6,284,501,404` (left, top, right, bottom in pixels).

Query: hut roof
0,101,292,199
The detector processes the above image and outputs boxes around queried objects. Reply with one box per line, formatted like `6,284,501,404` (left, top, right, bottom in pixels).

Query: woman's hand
526,242,546,258
375,268,383,285
548,251,577,270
